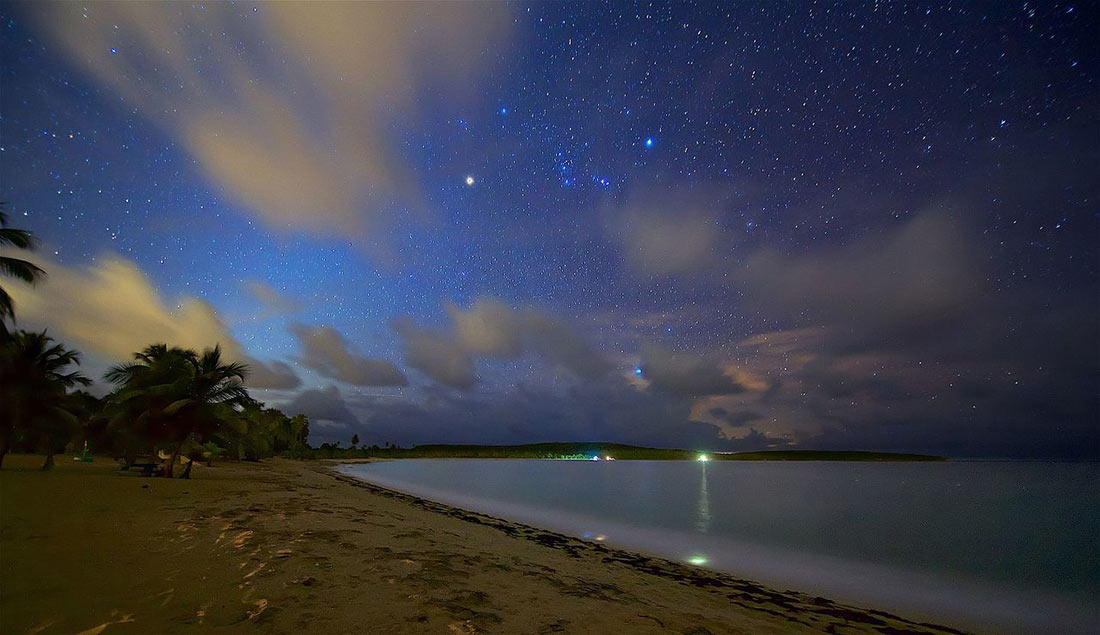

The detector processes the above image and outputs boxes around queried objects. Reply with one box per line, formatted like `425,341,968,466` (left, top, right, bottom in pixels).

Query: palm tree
104,344,196,466
0,207,47,336
106,344,251,477
0,330,91,469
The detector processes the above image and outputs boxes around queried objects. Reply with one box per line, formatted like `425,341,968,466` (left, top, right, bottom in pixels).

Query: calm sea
339,459,1099,633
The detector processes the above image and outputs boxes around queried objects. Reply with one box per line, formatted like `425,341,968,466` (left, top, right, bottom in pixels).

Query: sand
0,455,964,634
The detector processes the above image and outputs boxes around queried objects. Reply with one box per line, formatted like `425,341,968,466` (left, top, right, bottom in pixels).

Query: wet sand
0,455,964,634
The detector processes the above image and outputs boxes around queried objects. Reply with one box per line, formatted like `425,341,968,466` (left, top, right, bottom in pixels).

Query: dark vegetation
0,207,311,476
1,335,313,475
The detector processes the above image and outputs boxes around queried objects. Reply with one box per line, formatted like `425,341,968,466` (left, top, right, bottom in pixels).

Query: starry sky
1,2,1097,457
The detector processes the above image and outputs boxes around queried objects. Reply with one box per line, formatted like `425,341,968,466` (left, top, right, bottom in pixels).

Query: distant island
340,443,946,462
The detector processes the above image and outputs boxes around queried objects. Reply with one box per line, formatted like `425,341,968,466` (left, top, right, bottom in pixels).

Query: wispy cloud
394,298,611,390
6,253,300,389
290,323,407,387
28,3,511,248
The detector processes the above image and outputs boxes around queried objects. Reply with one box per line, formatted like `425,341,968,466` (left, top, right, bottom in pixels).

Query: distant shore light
697,454,709,462
688,555,708,566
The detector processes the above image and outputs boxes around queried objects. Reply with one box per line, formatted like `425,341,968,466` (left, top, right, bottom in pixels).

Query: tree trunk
179,458,194,479
163,441,183,478
41,439,54,471
0,431,9,469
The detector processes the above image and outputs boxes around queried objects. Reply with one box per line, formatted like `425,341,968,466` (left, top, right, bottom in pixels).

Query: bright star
644,137,655,148
499,107,508,115
465,175,475,186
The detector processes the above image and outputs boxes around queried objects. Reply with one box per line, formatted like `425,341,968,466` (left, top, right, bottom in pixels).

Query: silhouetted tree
351,433,359,449
0,206,47,337
0,330,91,469
106,344,250,477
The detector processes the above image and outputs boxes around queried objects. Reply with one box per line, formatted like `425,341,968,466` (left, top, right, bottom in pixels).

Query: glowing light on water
697,454,709,462
696,459,711,533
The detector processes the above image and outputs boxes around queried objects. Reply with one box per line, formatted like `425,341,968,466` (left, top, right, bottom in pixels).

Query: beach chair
119,458,160,476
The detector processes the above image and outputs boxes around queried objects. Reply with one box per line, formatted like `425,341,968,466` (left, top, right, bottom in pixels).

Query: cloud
392,317,477,390
308,376,754,449
607,190,727,275
708,407,762,427
393,298,610,389
5,253,300,389
739,212,983,338
27,3,511,244
446,299,523,357
275,365,795,450
246,281,301,315
290,323,407,387
717,213,1100,458
282,386,360,435
244,360,302,391
639,343,745,396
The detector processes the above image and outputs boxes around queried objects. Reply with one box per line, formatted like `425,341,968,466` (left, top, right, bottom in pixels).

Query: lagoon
341,459,1099,633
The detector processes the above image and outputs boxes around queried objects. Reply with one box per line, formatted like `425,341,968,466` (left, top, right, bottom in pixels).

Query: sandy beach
1,456,964,634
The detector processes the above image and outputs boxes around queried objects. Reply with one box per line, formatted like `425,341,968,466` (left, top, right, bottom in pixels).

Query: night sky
2,3,1096,457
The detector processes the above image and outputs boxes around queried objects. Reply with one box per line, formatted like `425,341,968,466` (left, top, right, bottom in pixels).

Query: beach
1,456,963,634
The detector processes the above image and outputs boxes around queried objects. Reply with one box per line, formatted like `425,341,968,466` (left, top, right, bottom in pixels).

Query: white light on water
697,454,709,462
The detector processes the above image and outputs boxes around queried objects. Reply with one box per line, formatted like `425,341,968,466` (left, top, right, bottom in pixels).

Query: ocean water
339,459,1099,633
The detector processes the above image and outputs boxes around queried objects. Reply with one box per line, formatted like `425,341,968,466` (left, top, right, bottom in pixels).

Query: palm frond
214,361,251,382
0,256,45,283
0,286,12,321
163,398,195,416
105,362,147,384
0,227,37,250
57,371,92,387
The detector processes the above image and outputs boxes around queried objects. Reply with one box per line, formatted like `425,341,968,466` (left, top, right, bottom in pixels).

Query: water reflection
696,461,711,533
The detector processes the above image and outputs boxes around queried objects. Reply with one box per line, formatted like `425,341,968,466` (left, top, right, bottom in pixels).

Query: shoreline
324,464,964,635
2,455,966,634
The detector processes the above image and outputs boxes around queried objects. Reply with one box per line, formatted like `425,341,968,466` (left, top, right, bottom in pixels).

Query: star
465,175,475,187
644,137,655,148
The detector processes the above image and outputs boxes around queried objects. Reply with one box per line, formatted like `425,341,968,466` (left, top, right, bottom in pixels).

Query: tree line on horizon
0,207,312,476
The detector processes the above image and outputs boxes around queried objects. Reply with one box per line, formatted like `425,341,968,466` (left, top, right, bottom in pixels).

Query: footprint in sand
27,618,57,634
232,530,254,548
247,599,269,620
74,612,135,635
243,562,267,580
